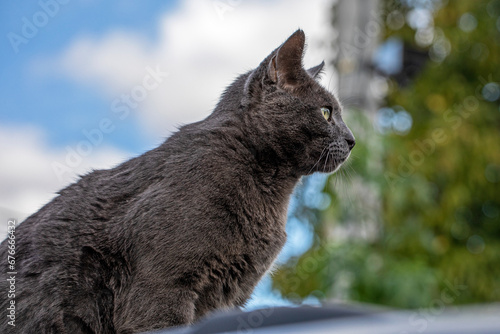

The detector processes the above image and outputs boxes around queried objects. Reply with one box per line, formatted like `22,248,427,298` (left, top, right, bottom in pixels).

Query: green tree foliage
273,0,500,308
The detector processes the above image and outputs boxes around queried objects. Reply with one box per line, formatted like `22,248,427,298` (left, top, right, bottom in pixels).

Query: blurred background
1,0,499,317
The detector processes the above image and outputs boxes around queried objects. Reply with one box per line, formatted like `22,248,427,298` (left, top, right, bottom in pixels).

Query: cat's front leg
114,285,197,333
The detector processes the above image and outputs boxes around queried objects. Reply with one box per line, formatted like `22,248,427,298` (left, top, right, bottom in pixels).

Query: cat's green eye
321,107,331,121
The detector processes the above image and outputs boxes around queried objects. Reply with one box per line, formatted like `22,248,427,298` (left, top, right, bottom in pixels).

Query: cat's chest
187,180,293,313
235,202,288,270
194,227,286,316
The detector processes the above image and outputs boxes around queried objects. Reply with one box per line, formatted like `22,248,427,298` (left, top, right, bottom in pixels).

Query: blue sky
1,1,180,153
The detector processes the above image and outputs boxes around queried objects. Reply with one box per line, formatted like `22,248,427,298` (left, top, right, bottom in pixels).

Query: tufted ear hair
307,61,325,79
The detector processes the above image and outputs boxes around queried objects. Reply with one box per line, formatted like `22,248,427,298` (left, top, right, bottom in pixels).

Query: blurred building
333,0,381,114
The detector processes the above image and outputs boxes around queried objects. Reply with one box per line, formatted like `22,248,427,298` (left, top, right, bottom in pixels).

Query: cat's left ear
307,61,325,79
243,30,307,106
268,29,306,89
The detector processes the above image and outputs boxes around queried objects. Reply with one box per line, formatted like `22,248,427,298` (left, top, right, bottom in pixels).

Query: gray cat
0,29,354,333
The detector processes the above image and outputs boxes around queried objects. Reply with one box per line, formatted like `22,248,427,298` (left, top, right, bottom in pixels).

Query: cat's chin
329,152,351,174
331,163,344,174
311,161,344,175
307,153,350,175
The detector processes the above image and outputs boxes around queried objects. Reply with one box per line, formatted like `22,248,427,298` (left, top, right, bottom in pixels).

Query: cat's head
222,30,355,176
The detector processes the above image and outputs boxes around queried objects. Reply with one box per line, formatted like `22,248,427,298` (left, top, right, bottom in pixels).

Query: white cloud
0,125,129,238
54,0,335,138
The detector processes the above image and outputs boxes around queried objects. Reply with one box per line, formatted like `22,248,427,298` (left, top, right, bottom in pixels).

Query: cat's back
2,117,253,258
0,140,181,332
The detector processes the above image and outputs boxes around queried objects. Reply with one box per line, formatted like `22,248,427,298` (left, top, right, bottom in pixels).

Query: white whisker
308,146,329,174
322,147,331,173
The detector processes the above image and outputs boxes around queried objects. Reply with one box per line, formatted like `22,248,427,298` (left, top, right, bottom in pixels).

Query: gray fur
0,30,354,333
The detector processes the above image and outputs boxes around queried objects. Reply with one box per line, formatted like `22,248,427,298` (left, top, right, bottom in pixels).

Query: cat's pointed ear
307,61,325,79
268,29,306,88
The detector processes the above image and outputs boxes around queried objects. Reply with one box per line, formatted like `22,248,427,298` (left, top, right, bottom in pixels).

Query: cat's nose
340,122,355,150
345,137,355,150
343,127,355,150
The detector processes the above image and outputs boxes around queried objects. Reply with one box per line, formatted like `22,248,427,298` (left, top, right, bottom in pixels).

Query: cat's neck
165,118,300,205
215,124,300,204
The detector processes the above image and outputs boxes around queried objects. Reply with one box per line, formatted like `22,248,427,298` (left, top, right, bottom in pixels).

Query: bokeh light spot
482,83,500,102
387,10,405,30
415,27,435,47
482,202,499,219
376,107,395,134
467,235,485,254
407,8,433,30
487,0,500,18
471,43,489,60
458,13,478,32
485,164,500,183
426,94,447,112
393,110,413,134
430,38,451,62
